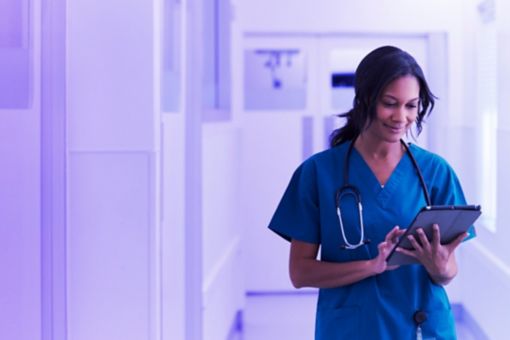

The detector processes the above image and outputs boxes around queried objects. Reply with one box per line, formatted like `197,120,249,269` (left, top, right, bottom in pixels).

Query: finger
384,226,399,244
407,235,423,252
376,241,388,259
392,228,407,239
396,246,417,258
385,226,400,242
390,229,407,245
416,229,431,252
386,264,401,271
377,240,385,251
396,229,407,236
431,224,441,247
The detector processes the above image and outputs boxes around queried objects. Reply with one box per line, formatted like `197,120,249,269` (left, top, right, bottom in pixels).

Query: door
240,34,430,292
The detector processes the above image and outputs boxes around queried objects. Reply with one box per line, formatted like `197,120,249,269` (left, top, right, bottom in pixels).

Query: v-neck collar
350,147,410,208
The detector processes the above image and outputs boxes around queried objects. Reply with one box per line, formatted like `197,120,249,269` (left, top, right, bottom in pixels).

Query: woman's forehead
380,76,420,100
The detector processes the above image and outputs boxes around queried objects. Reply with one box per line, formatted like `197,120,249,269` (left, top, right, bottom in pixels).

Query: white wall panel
202,124,241,276
161,114,186,340
67,152,153,340
240,114,303,291
66,0,161,339
203,239,243,340
202,123,244,340
67,0,157,151
0,116,41,340
460,241,510,339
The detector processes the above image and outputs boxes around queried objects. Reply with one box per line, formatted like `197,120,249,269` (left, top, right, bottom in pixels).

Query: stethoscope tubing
336,138,431,249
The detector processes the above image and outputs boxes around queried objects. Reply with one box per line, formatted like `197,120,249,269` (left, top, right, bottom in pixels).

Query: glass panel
328,49,359,139
202,0,216,108
0,0,31,109
329,48,360,115
0,0,25,48
217,0,231,111
331,72,355,113
161,0,181,112
203,0,231,117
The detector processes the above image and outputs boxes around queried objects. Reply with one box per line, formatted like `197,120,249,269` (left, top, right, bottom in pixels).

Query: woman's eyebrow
382,94,420,102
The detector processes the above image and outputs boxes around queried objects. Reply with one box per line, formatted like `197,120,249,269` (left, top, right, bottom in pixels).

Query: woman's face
367,75,420,143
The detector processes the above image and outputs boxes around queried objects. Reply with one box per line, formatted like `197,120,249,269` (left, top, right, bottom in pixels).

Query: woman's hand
396,223,467,284
371,226,406,274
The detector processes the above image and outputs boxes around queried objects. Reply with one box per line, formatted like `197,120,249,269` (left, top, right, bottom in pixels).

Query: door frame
41,0,68,339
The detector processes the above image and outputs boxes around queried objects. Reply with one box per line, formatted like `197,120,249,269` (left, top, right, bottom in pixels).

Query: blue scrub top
268,142,474,340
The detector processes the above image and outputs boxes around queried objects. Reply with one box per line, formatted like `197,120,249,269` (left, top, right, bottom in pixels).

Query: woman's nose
392,106,407,122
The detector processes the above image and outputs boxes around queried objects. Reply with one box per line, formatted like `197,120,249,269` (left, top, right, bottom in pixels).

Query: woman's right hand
371,226,406,274
289,227,406,288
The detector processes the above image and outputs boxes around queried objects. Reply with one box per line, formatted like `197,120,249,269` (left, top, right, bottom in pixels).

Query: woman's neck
354,134,404,161
353,133,406,187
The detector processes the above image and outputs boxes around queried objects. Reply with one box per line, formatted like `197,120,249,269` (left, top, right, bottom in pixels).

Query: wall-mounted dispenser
244,48,306,110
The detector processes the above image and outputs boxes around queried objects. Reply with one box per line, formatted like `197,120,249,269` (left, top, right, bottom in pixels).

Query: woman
268,46,474,339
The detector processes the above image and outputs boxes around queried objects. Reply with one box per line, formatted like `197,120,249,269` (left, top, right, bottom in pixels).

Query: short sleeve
431,160,476,240
268,160,320,244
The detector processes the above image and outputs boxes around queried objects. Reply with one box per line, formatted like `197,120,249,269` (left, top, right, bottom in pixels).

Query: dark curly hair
329,46,436,147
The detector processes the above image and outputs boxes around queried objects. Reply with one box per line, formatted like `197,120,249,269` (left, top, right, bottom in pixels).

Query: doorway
239,34,434,292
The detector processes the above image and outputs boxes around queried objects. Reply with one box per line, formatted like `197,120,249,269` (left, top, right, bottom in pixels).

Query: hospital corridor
0,0,509,339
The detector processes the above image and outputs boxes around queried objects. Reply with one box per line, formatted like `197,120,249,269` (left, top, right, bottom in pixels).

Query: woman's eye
382,102,396,107
406,104,417,109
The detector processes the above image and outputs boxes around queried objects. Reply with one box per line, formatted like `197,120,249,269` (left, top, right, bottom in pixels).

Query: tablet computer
386,205,481,266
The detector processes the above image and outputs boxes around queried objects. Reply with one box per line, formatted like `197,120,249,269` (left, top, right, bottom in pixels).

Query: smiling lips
384,123,406,134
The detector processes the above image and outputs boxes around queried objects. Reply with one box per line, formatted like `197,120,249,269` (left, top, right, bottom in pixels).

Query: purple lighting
0,1,508,339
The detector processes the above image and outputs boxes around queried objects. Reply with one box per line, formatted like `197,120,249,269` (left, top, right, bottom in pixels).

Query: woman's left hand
396,224,467,284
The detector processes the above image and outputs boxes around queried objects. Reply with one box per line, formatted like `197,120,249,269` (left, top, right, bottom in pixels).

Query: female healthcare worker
268,46,474,339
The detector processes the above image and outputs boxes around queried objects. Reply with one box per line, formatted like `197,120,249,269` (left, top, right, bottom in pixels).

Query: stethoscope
336,138,431,249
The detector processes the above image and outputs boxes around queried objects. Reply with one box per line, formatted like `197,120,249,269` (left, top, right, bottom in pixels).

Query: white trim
41,0,68,338
476,215,497,234
470,240,510,279
202,237,241,293
151,2,163,338
184,0,204,339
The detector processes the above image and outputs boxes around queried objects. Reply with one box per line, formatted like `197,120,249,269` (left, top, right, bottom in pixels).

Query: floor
230,293,482,340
